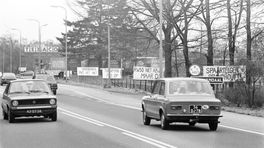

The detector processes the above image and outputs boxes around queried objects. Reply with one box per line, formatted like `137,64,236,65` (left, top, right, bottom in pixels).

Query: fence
68,75,155,92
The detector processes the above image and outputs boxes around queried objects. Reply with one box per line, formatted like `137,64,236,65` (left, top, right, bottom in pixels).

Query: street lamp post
11,28,22,69
159,0,163,78
51,5,68,81
27,19,47,72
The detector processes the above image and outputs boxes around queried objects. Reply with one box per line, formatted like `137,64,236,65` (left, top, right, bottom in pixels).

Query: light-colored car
33,74,58,95
141,77,222,130
0,73,16,85
1,79,57,123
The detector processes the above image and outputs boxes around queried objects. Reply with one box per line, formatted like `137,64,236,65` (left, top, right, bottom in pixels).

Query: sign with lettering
50,58,66,70
133,67,160,80
101,68,122,79
77,67,99,76
24,45,59,53
203,66,246,82
193,76,224,84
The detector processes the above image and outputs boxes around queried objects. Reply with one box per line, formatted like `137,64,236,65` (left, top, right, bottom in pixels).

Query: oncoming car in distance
141,77,222,131
1,79,57,123
0,73,16,86
33,74,58,95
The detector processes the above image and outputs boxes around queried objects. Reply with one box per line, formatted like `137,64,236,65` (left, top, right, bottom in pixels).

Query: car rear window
2,73,16,79
169,80,214,95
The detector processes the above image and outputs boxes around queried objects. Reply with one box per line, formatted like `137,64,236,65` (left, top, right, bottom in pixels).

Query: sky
0,0,78,43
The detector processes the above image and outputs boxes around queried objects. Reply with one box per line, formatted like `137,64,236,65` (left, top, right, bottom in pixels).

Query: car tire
2,110,8,120
189,122,196,126
53,90,57,95
160,112,169,130
8,110,15,123
142,108,151,125
209,122,218,131
51,111,57,121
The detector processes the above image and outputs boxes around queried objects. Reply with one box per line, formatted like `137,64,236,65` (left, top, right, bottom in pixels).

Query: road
0,84,264,148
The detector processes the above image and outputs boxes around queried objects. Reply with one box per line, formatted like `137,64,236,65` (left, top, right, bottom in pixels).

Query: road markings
219,125,264,136
59,107,177,148
123,132,168,148
61,112,104,127
60,87,264,137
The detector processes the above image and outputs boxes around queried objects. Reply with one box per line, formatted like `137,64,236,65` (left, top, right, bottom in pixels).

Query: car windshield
168,80,214,95
9,80,51,94
2,73,16,79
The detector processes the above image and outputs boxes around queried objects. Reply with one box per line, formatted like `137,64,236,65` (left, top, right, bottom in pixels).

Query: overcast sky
0,0,77,43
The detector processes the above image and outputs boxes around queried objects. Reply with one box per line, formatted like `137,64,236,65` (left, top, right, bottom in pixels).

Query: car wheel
209,122,218,131
142,108,151,125
160,112,169,130
189,122,196,126
53,90,57,95
51,111,57,121
2,110,8,120
8,110,15,123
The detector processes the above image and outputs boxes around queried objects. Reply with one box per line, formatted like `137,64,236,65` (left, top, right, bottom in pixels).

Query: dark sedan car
34,74,58,95
142,77,222,130
0,73,16,85
1,79,57,123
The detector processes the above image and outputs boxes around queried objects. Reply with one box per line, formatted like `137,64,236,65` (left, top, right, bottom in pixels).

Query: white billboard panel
77,67,99,76
133,67,160,80
101,68,122,79
203,66,246,82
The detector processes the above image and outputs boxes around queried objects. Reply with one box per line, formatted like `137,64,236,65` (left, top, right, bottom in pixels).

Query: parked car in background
1,79,57,123
141,77,222,131
0,73,16,86
33,74,58,95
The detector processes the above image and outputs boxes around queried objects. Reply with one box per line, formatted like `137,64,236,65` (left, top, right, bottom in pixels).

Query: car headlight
12,100,19,106
49,99,56,105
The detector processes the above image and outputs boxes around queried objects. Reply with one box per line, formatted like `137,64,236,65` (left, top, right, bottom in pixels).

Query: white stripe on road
61,88,264,137
59,107,177,148
219,125,264,136
123,132,168,148
61,112,104,127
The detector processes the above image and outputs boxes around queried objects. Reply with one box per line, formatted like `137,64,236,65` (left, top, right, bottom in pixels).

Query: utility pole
159,0,163,78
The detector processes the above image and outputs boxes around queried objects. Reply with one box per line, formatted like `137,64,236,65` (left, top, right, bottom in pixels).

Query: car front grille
18,99,50,105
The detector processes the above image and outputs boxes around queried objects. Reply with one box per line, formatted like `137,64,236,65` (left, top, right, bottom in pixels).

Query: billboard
101,68,122,79
50,57,66,70
77,67,99,76
133,66,160,80
203,66,246,82
24,45,59,53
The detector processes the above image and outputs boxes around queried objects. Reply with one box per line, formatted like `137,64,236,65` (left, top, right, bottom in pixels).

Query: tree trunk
246,0,251,86
164,27,172,78
205,0,213,66
227,0,234,65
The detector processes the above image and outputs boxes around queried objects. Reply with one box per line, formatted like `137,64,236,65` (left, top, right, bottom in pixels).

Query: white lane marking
61,112,104,127
61,87,264,136
59,107,177,148
123,132,168,148
219,125,264,136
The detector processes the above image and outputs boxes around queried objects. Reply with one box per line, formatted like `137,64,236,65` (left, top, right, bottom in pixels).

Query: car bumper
166,114,222,123
10,106,57,116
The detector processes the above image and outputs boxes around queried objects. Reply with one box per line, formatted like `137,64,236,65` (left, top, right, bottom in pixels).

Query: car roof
158,77,209,82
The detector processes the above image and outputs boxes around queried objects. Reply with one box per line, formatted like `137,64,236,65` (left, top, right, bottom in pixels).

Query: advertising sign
193,76,224,84
50,57,66,70
133,67,160,80
203,66,246,82
77,67,99,76
189,65,201,76
101,68,122,79
24,45,59,53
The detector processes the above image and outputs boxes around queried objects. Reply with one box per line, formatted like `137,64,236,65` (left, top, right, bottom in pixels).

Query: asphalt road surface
0,84,264,148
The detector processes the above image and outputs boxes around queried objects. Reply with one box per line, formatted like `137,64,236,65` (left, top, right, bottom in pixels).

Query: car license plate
26,109,42,113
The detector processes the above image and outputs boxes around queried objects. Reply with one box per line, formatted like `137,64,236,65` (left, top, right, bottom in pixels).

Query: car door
2,83,10,112
147,81,161,118
152,81,166,119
